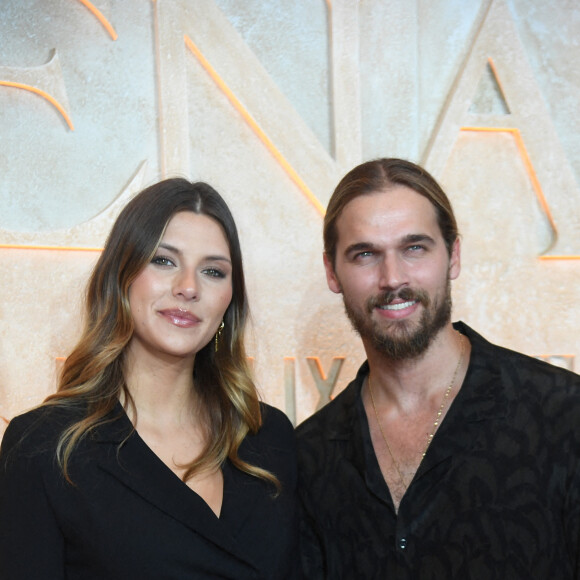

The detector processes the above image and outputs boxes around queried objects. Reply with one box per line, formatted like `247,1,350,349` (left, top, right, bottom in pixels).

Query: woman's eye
203,268,226,278
151,256,175,267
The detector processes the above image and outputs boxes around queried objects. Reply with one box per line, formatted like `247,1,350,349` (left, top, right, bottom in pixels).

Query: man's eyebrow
344,242,376,256
402,234,436,245
344,234,436,254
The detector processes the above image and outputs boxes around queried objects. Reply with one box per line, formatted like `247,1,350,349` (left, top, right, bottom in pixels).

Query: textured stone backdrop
1,0,579,434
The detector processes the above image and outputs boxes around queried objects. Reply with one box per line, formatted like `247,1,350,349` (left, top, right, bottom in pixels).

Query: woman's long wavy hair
43,178,278,489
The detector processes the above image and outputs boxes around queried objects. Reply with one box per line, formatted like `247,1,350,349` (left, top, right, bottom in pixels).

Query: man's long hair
324,158,459,265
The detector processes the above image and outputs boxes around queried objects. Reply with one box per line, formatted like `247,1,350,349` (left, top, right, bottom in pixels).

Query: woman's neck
122,349,199,428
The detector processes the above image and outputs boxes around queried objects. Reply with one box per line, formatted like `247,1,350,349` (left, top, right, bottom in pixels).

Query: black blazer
0,402,299,579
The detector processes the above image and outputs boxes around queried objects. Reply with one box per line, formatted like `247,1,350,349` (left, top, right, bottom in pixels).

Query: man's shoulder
499,346,580,403
295,370,363,442
294,370,366,494
460,321,580,398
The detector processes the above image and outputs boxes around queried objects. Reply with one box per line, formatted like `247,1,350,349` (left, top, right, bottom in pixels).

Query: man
296,158,580,579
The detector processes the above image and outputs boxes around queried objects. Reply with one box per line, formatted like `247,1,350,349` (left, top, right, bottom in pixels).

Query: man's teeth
379,300,416,311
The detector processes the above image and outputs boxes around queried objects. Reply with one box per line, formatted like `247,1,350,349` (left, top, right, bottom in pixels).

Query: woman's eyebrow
158,242,180,254
205,255,232,264
158,243,231,264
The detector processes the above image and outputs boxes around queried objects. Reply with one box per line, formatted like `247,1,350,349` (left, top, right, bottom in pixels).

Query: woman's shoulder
1,403,84,458
258,403,295,444
241,404,296,486
239,403,295,459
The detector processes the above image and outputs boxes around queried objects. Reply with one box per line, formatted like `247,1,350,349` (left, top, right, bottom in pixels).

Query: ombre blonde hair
43,179,278,489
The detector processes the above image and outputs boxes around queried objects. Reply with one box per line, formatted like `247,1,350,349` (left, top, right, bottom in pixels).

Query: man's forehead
336,186,439,233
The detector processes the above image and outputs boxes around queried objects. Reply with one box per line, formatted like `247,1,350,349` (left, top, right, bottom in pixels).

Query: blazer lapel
91,408,259,569
219,459,266,538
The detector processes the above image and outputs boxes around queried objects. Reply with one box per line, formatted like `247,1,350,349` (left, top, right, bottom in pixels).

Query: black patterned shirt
296,322,580,579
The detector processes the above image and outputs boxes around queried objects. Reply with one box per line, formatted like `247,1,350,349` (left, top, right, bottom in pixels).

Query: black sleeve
0,415,65,579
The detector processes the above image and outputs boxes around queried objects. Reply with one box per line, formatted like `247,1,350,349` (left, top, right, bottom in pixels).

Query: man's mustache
367,288,430,312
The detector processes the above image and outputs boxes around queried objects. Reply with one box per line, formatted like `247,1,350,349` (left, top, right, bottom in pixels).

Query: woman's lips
159,309,201,328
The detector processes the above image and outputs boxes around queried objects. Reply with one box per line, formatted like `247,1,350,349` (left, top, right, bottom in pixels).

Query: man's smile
378,300,417,311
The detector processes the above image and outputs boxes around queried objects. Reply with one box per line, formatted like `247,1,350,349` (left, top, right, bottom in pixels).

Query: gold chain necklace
368,334,466,491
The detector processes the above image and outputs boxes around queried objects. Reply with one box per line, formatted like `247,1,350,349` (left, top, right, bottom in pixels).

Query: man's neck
363,323,469,411
361,323,471,509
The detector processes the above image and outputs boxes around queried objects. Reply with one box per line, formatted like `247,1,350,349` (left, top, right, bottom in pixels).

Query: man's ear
448,237,461,280
323,253,342,294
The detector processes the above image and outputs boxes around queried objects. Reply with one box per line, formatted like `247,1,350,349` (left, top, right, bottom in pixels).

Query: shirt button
399,537,407,550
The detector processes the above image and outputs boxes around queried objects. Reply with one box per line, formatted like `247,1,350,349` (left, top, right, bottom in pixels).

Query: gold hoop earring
214,320,225,352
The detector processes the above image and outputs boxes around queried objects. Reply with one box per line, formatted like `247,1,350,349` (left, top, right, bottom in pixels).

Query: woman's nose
173,270,199,301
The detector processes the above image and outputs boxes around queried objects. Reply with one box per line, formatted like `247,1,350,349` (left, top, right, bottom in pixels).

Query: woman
0,179,298,579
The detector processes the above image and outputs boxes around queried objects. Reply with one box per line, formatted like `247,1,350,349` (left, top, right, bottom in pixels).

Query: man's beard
343,280,452,361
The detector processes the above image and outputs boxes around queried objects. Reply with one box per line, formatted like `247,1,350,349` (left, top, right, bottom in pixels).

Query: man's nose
378,253,407,290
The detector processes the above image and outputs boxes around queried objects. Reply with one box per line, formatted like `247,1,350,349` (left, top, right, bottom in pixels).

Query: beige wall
1,0,579,434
